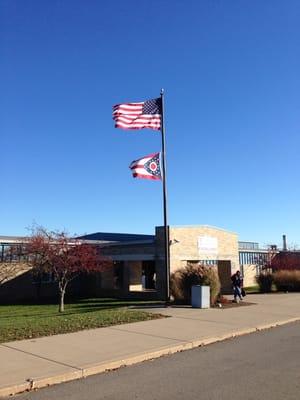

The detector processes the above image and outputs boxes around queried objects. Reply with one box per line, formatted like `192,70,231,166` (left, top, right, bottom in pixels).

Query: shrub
256,272,274,293
169,270,183,302
170,263,221,305
273,270,300,292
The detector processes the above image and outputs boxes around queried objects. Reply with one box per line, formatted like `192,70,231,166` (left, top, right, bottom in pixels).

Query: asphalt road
15,322,300,400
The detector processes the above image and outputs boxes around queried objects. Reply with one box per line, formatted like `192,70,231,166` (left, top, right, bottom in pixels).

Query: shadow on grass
0,297,162,306
0,298,164,319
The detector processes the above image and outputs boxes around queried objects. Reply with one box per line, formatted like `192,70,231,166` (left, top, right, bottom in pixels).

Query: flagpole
160,88,170,302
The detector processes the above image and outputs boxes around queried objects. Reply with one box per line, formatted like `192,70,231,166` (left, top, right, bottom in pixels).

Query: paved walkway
1,293,300,398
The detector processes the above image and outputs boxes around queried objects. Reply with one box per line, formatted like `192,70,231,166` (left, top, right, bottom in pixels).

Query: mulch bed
212,300,256,309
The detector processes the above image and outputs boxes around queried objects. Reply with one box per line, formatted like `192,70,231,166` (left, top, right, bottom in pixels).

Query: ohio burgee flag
129,153,162,180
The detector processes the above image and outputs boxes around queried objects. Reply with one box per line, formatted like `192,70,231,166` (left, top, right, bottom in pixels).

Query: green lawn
243,285,260,294
0,298,164,343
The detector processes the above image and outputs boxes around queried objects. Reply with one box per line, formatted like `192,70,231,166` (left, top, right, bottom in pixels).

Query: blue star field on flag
144,153,161,178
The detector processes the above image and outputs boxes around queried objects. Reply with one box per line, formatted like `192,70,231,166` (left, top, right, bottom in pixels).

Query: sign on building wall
198,236,218,256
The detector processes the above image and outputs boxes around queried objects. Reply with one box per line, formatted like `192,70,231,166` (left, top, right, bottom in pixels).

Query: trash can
191,285,210,308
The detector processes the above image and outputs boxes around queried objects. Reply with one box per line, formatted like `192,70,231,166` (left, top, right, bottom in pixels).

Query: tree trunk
59,289,65,313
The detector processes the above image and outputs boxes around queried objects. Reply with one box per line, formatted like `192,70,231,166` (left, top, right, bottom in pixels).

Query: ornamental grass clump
256,272,274,293
273,270,300,292
170,263,221,305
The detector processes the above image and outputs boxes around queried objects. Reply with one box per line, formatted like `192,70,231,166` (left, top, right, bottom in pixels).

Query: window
187,260,218,266
32,272,56,284
239,252,268,265
142,260,156,290
1,244,27,263
113,261,124,289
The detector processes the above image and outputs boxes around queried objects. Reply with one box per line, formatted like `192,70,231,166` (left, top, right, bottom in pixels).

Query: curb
1,317,300,398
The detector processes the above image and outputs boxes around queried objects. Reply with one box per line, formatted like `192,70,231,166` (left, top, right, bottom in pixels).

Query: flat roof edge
157,225,238,235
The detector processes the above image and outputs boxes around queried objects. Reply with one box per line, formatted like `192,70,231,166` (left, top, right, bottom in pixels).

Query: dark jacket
231,273,242,287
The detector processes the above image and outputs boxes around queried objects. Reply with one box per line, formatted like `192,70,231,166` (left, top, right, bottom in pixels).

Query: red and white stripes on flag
129,153,162,180
113,98,161,130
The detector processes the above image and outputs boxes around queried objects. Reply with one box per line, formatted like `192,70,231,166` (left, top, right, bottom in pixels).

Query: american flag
113,98,161,130
129,153,162,180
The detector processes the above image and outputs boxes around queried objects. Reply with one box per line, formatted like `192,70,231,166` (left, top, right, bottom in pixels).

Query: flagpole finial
160,88,164,95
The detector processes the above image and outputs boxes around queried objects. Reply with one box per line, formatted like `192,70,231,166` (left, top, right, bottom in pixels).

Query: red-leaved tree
25,227,111,312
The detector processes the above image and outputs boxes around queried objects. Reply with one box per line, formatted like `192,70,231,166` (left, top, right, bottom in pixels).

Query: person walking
231,270,243,302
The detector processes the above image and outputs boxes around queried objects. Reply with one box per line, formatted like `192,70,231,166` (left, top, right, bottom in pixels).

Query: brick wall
156,225,239,294
156,225,239,272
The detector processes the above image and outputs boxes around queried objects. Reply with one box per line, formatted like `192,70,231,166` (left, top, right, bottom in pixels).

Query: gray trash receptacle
191,285,210,308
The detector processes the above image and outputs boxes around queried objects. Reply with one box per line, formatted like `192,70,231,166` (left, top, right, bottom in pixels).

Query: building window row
238,242,259,250
187,260,218,266
1,244,27,263
239,252,268,265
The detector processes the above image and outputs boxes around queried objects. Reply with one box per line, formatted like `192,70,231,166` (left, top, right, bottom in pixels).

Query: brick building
0,225,270,303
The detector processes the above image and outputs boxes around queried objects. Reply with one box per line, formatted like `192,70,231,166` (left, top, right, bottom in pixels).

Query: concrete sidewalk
1,293,300,398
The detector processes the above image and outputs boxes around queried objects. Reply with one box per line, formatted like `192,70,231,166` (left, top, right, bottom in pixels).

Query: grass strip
0,298,164,343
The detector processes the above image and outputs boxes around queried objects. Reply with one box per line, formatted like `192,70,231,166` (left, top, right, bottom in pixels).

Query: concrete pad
5,326,183,371
255,304,300,317
0,345,80,397
143,306,221,317
111,317,235,342
209,309,298,329
112,311,300,344
2,293,300,397
144,293,300,322
142,305,253,322
136,294,300,333
244,294,300,313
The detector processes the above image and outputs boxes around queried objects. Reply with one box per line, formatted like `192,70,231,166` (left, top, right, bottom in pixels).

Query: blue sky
1,0,299,247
